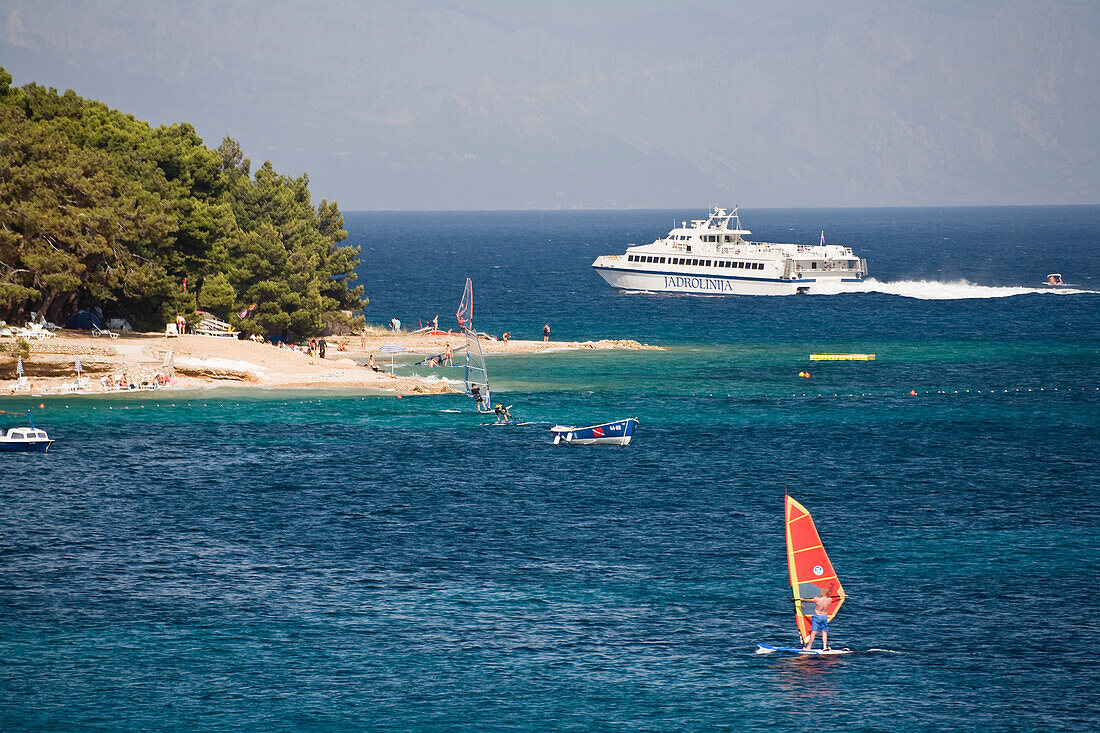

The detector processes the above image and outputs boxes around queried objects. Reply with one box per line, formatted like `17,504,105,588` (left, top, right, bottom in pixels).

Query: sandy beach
0,328,662,397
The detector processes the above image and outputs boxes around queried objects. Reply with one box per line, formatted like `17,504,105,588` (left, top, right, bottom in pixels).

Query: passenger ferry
592,207,868,295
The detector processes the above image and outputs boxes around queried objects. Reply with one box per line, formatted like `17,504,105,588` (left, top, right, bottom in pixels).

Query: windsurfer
471,383,489,412
802,586,835,651
494,403,512,422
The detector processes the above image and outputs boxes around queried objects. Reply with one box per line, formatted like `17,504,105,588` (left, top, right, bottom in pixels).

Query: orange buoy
909,389,917,396
38,403,45,409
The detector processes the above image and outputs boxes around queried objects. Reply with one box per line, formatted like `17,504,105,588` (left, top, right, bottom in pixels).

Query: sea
2,206,1098,731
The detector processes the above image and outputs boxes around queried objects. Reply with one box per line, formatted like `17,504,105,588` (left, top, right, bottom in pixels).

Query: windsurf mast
785,495,846,644
455,278,490,411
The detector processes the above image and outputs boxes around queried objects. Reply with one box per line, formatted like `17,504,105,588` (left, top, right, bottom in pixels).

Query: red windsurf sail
785,495,846,643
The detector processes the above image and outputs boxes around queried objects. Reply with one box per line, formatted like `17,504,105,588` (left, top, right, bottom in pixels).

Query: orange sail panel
785,495,846,643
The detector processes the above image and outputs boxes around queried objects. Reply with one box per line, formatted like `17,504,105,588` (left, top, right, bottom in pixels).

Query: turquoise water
2,207,1099,730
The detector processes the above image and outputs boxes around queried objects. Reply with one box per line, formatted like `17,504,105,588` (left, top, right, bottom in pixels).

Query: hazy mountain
1,0,1096,209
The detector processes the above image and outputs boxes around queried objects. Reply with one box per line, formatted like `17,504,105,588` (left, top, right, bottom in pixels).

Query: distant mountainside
1,0,1096,209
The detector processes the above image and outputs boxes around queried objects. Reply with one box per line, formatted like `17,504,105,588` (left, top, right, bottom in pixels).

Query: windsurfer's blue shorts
811,614,828,632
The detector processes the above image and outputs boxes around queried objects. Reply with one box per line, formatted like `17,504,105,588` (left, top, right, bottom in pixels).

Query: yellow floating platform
809,353,876,361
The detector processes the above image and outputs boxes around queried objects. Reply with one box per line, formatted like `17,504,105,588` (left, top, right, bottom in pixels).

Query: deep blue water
3,207,1099,730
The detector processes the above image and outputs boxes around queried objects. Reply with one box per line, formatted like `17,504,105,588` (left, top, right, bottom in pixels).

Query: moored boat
592,207,868,295
0,425,54,453
0,409,53,453
550,418,638,445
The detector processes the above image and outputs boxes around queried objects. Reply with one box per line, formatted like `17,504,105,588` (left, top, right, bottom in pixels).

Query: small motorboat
0,410,53,453
0,426,54,453
1044,273,1065,286
550,417,638,445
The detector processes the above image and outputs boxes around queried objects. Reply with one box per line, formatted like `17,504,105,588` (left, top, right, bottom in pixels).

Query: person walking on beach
802,586,836,651
444,343,453,366
318,338,327,359
543,323,551,342
308,338,317,364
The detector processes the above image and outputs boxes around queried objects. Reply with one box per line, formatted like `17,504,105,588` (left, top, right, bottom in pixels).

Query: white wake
847,278,1095,300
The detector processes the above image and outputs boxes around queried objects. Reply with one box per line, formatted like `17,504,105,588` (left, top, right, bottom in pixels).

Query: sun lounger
93,325,118,339
18,323,56,340
9,376,29,392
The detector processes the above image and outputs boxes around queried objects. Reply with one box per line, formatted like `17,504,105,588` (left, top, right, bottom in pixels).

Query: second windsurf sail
456,277,490,411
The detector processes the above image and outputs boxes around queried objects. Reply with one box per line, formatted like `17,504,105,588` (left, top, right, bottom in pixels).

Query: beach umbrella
16,355,23,376
379,344,406,374
75,358,82,376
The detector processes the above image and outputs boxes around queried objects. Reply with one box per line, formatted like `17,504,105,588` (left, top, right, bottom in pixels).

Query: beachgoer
433,315,439,331
543,323,550,342
802,586,836,651
368,354,378,371
494,403,512,422
444,343,453,366
175,314,186,334
502,331,510,343
360,331,366,348
309,338,317,364
318,338,327,359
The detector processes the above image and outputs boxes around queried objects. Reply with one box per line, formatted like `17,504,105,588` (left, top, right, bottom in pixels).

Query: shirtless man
802,586,837,651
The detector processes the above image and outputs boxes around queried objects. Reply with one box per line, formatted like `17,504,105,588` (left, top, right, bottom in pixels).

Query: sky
1,0,1097,210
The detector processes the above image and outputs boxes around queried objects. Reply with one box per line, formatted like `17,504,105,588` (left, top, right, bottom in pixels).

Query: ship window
705,260,711,266
755,263,762,270
812,262,818,269
627,255,634,262
659,257,666,264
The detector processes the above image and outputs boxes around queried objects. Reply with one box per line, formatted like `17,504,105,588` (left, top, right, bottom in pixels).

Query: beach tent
65,310,103,330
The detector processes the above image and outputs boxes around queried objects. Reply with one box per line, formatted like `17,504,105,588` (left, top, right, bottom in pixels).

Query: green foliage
0,67,364,337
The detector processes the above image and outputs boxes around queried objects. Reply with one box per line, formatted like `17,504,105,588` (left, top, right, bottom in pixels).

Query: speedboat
0,426,54,453
1044,273,1065,286
550,418,638,445
592,207,868,295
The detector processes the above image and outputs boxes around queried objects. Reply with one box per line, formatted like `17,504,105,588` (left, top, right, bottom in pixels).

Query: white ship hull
593,263,860,296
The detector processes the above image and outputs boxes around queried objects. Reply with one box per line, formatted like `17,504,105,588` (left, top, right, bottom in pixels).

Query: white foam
847,278,1095,300
405,373,464,387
